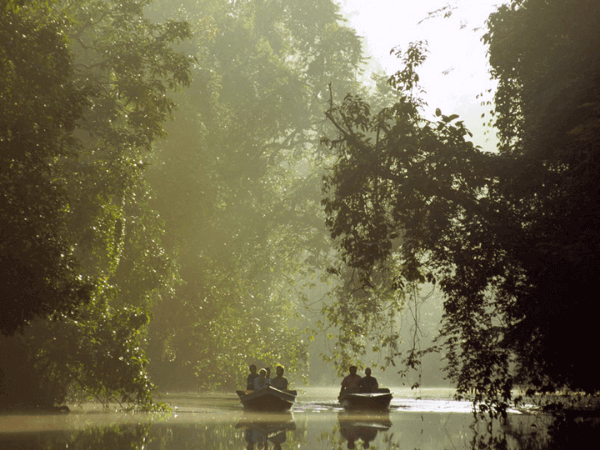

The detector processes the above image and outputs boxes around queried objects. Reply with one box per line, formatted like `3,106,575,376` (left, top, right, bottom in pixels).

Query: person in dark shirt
270,365,288,391
246,364,259,390
358,367,379,393
340,366,362,394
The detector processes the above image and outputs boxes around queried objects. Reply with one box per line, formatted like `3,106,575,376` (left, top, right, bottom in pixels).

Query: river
0,387,586,449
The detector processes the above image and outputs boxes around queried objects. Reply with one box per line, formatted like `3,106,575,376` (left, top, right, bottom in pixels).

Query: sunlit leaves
143,0,365,390
0,0,94,337
1,0,191,410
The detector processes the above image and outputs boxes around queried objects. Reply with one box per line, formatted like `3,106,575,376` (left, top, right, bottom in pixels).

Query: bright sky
339,0,508,151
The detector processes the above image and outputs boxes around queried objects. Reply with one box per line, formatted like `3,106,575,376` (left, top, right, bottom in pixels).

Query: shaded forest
1,0,599,417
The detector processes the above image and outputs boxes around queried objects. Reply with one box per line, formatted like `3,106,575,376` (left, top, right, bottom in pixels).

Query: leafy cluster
1,0,369,408
481,0,600,397
321,0,600,417
1,0,191,410
143,0,366,390
0,0,94,337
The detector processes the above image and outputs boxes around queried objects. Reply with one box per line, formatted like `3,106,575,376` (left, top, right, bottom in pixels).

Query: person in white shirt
254,368,270,389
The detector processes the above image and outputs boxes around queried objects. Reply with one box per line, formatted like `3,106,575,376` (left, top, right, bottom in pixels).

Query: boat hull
236,386,297,411
338,388,393,410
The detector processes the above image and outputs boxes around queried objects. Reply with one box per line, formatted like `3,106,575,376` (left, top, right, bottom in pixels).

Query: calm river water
0,387,585,449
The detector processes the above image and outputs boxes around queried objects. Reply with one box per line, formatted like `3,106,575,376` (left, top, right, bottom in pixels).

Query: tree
1,0,192,410
144,0,366,389
0,0,93,337
321,0,600,417
481,0,600,396
321,40,493,385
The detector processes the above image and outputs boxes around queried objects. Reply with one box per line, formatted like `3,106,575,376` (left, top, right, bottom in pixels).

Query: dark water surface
0,388,584,449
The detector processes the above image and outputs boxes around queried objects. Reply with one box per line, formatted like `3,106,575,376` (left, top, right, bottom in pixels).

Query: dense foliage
321,0,600,416
0,0,93,337
6,0,596,417
1,0,367,408
1,0,191,410
144,0,366,390
481,0,600,397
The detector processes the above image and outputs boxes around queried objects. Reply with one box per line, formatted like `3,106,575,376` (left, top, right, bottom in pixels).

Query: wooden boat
236,386,297,411
338,388,393,410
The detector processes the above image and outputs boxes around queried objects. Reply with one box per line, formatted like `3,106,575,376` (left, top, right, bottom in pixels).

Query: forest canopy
321,0,600,415
1,0,191,410
1,0,365,409
1,0,599,415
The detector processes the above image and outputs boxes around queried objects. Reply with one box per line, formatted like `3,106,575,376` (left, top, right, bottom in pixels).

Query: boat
338,388,393,410
236,386,297,411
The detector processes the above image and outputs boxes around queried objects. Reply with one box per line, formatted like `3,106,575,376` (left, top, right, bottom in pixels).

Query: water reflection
1,414,598,450
236,411,296,449
1,390,600,449
337,411,391,449
0,423,152,450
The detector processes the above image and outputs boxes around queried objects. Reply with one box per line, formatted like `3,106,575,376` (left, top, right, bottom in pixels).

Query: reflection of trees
0,424,152,450
0,415,305,450
321,411,600,450
0,409,597,449
466,414,600,450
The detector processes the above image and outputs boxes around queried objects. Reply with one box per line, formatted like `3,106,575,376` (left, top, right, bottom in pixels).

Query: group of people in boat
245,363,379,394
340,366,379,394
246,364,289,391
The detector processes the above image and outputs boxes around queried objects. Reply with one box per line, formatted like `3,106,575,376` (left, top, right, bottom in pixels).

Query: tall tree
0,0,93,337
0,0,192,410
481,0,600,396
144,0,366,389
320,0,600,417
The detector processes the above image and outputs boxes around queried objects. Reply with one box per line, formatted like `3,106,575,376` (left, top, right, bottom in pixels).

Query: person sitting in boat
246,364,259,390
270,365,288,391
358,367,379,393
254,368,271,390
340,365,362,394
